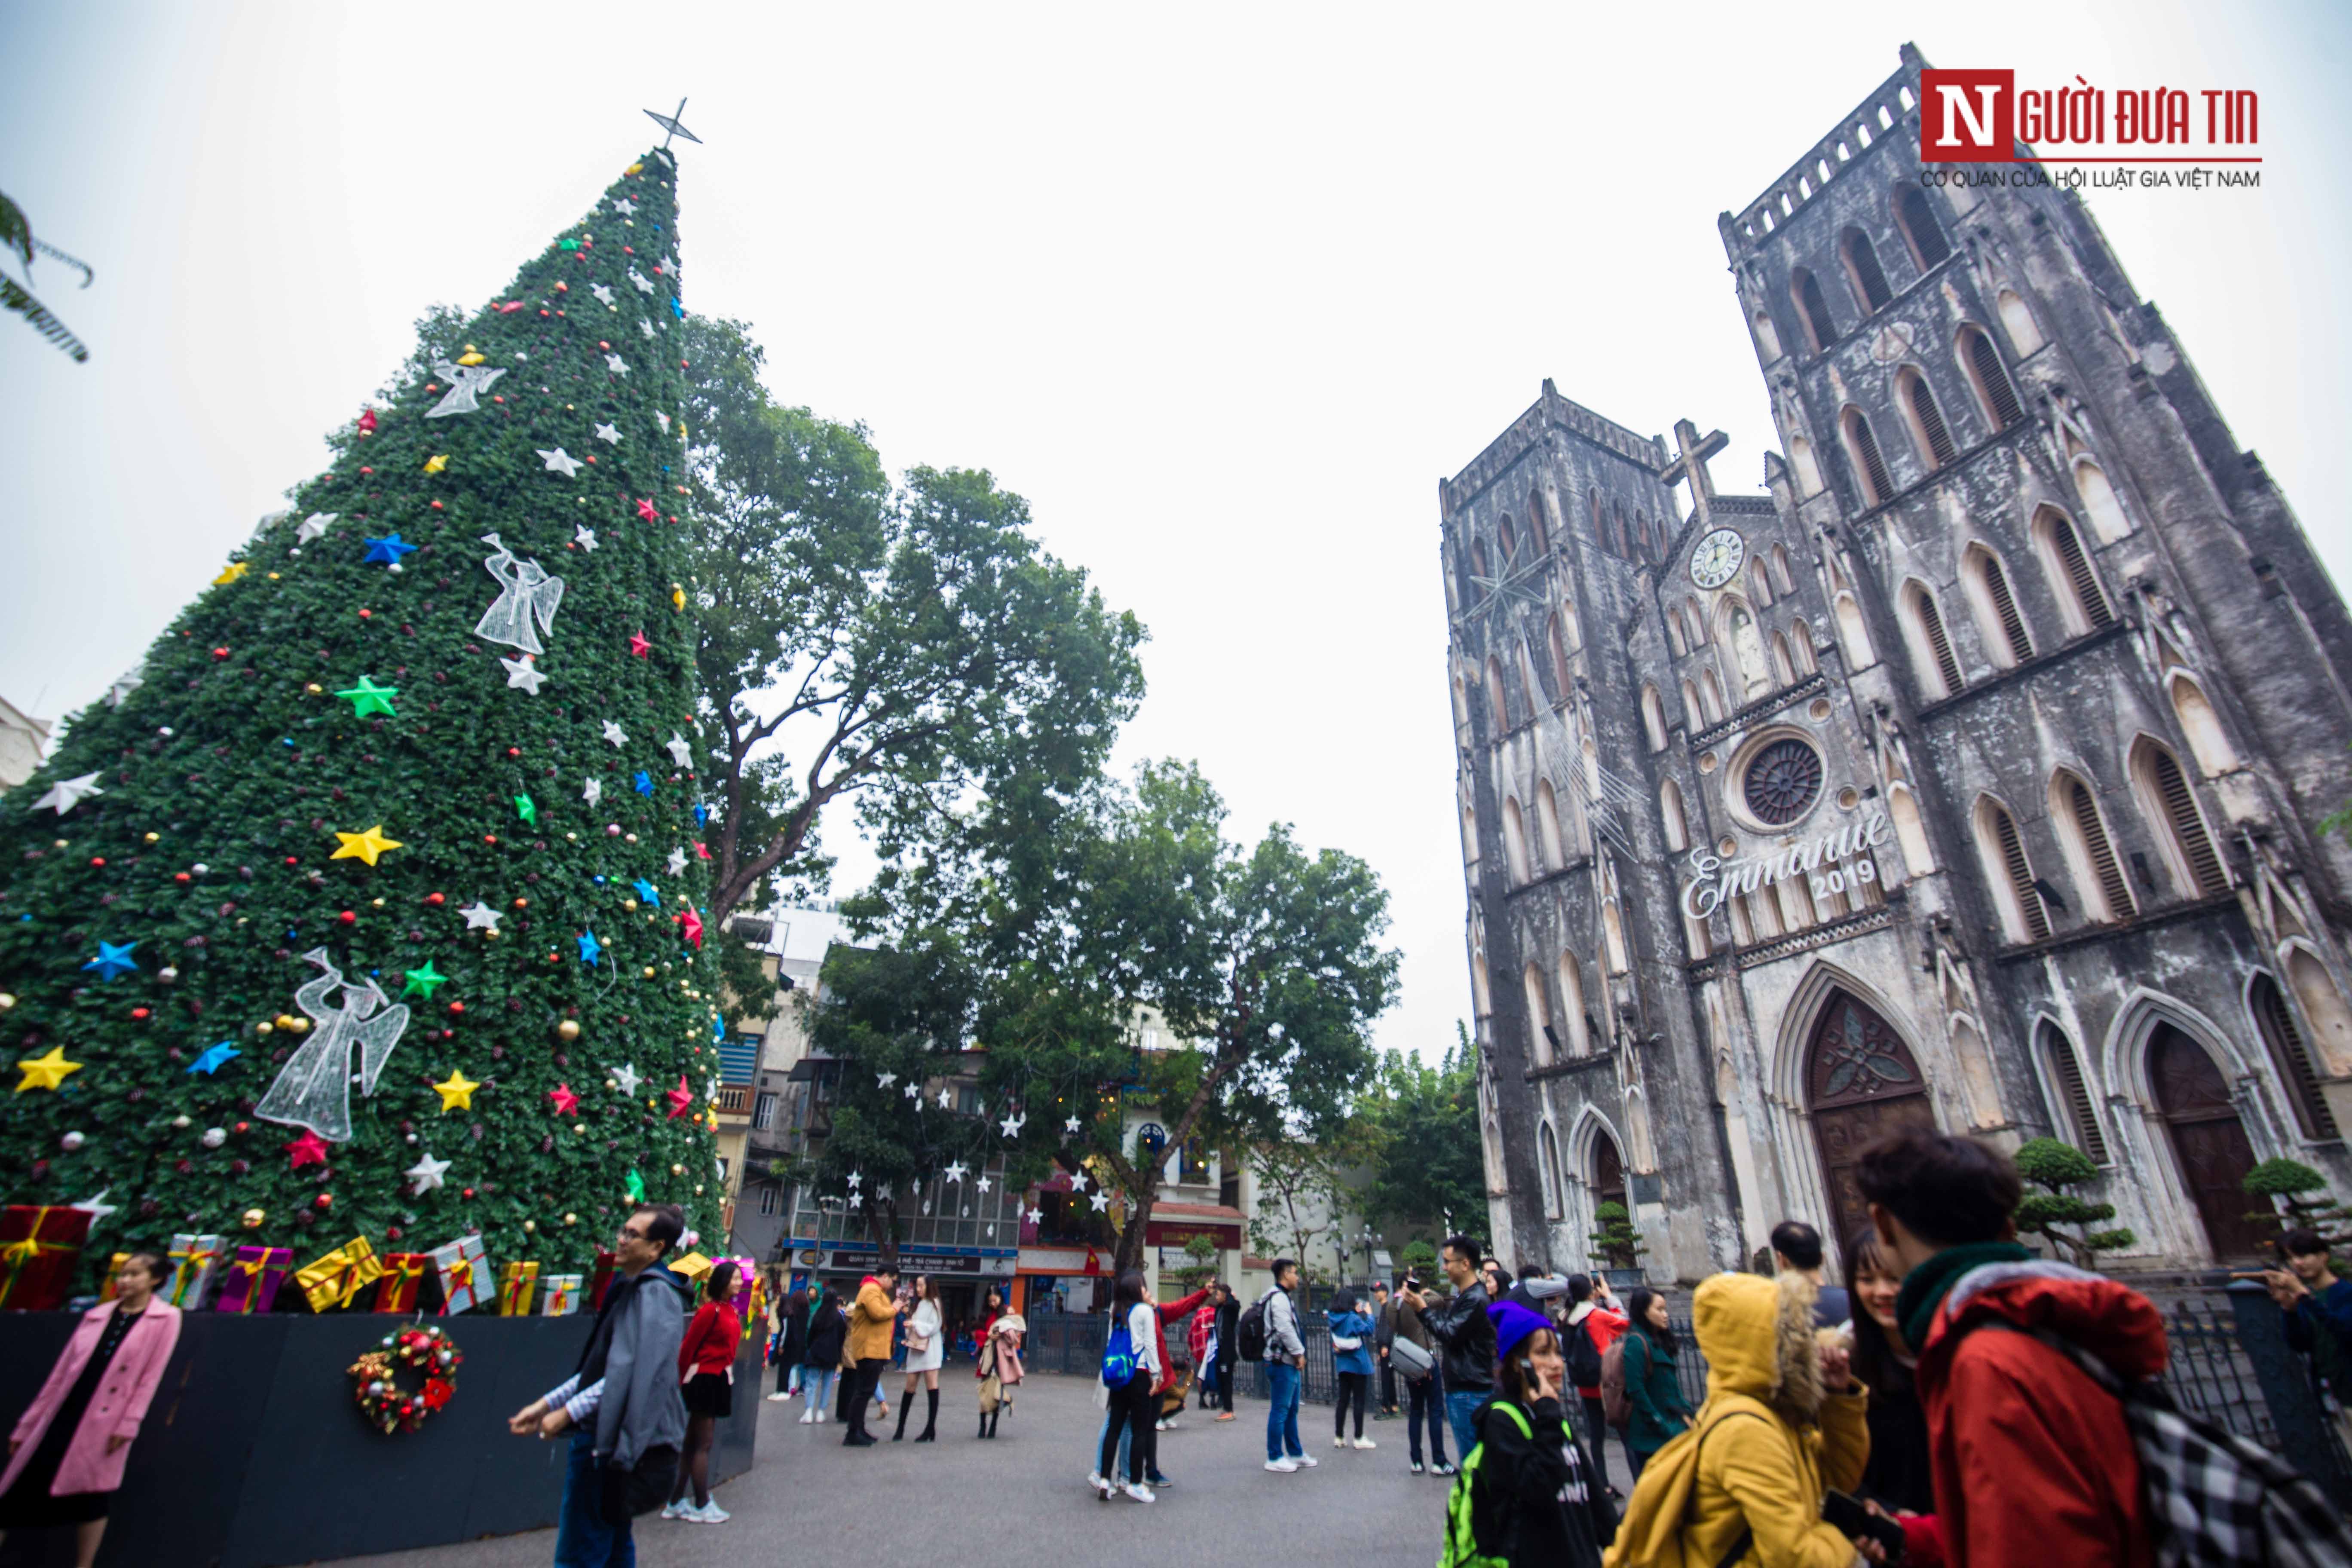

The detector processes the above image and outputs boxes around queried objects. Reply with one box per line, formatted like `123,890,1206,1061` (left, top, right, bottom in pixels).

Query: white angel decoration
473,533,566,654
253,949,412,1142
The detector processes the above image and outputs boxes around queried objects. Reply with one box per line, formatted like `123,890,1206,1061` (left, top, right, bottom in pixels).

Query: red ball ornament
483,834,499,845
315,1193,333,1210
359,466,375,475
426,892,446,906
386,1226,403,1242
234,1121,249,1134
462,1187,475,1200
89,856,105,867
175,872,191,883
506,747,521,758
429,500,444,511
338,910,357,925
448,1001,465,1016
359,609,373,620
211,646,230,660
598,340,610,351
284,856,299,865
130,1007,150,1021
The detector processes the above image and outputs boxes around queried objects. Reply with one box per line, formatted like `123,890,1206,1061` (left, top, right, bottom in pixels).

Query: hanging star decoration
664,1075,694,1119
944,1161,969,1184
538,447,584,478
69,1188,118,1226
1069,1169,1089,1193
285,1129,331,1169
938,1086,955,1109
635,497,660,523
612,1063,643,1096
630,878,659,904
401,961,449,999
604,352,629,376
362,534,418,566
214,560,249,585
999,1113,1022,1137
591,283,616,307
582,777,603,808
614,197,637,216
640,318,656,340
633,771,654,797
501,654,548,695
902,1082,921,1099
1089,1190,1111,1213
847,1192,862,1210
15,1045,82,1093
31,772,104,815
548,1083,581,1117
977,1176,993,1193
1065,1115,1083,1134
625,1168,647,1202
577,931,603,966
296,512,337,544
574,524,599,551
82,940,140,981
594,421,621,445
1026,1207,1044,1226
424,360,508,418
405,1151,452,1194
334,675,398,718
432,1069,480,1112
602,720,628,748
876,1071,898,1089
331,825,403,867
629,267,655,295
667,847,688,876
459,900,502,932
628,632,652,658
516,793,538,826
187,1041,241,1076
665,732,693,768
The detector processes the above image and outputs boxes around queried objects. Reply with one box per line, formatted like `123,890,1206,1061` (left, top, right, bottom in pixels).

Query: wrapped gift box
167,1232,227,1310
214,1245,294,1314
539,1272,582,1316
374,1252,433,1314
498,1260,540,1317
98,1253,132,1302
294,1236,384,1313
669,1250,713,1283
588,1248,619,1310
721,1255,756,1316
0,1205,93,1311
429,1235,493,1315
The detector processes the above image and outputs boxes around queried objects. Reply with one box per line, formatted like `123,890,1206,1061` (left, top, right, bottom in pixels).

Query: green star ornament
516,793,537,825
625,1167,647,1202
401,960,450,1000
334,675,399,719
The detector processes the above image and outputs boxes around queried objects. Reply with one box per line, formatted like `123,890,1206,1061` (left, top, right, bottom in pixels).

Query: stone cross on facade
1660,418,1730,531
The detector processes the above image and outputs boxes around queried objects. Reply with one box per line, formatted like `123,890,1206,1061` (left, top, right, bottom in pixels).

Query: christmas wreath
348,1324,462,1434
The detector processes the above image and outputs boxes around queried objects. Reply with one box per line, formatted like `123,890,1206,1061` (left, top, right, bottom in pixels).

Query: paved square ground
323,1374,1503,1566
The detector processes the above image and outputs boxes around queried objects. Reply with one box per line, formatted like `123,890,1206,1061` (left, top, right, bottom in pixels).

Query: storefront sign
1143,1220,1237,1249
1681,809,1890,921
819,1247,1014,1276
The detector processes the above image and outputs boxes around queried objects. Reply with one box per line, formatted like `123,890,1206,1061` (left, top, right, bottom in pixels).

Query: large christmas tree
0,147,727,1287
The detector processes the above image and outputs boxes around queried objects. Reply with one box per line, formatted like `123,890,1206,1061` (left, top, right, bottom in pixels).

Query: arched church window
1501,795,1533,885
1842,407,1893,505
2073,459,2132,542
1535,778,1567,870
1660,777,1690,853
1527,491,1549,555
1963,543,2034,667
1754,309,1784,362
1902,582,1965,698
2132,738,2227,898
2037,1022,2110,1161
1959,326,2025,430
1896,187,1952,271
1976,795,2052,942
1486,656,1513,732
1900,368,1958,467
1841,227,1894,312
1539,1122,1564,1219
1557,952,1589,1055
2034,507,2113,634
2252,973,2341,1141
2169,675,2239,778
1997,289,2044,355
1792,268,1838,354
1525,963,1555,1066
1641,685,1670,752
2052,769,2134,923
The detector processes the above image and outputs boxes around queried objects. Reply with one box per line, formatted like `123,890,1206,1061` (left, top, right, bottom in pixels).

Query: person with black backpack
1564,1274,1628,1495
1250,1259,1314,1473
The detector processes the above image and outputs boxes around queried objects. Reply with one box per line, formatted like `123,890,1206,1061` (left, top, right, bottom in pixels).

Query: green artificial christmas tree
0,147,728,1292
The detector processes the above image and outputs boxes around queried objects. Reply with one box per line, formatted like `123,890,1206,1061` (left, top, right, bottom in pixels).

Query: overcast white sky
4,2,2347,1064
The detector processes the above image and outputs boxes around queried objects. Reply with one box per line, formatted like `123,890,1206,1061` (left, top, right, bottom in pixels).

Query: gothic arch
1538,1119,1565,1219
2104,991,2280,1260
2247,962,2343,1139
1770,961,1929,1109
2280,940,2352,1077
2168,674,2241,778
1535,778,1568,870
2099,989,2259,1110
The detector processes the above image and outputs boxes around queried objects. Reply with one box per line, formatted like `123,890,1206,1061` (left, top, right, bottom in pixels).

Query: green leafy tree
1362,1026,1484,1240
2244,1158,2352,1251
0,150,725,1280
1589,1202,1646,1271
1170,1231,1219,1292
2013,1138,2137,1268
0,192,92,361
1399,1238,1439,1277
1246,1120,1377,1286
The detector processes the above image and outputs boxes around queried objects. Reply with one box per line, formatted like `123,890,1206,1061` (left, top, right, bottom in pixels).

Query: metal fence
1025,1311,1347,1403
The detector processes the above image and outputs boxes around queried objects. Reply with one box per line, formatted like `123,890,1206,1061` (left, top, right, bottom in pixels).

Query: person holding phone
892,1274,945,1442
2262,1228,2352,1448
1403,1234,1496,1462
1450,1299,1615,1567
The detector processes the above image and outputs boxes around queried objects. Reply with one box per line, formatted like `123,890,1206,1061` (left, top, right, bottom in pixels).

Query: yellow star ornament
15,1045,82,1093
424,453,449,475
432,1069,481,1113
214,561,249,585
330,825,403,867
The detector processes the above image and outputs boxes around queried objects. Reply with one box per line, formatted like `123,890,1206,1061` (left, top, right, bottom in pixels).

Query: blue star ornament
577,931,603,966
634,770,654,798
83,940,140,981
632,878,659,904
362,533,419,566
692,802,709,827
187,1041,242,1076
669,296,685,320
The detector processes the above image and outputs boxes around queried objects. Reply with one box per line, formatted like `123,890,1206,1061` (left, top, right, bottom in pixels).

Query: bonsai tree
1399,1238,1439,1278
2013,1138,2137,1269
2244,1158,2352,1252
1589,1201,1647,1272
1170,1232,1219,1293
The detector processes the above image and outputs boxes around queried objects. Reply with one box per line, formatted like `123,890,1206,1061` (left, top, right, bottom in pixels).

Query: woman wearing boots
975,1284,1017,1438
893,1274,945,1442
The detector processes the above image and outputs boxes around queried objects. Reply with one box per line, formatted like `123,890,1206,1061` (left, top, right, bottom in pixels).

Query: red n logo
1920,70,2015,162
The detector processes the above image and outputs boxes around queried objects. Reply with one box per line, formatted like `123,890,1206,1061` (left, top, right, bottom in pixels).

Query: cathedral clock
1689,527,1746,589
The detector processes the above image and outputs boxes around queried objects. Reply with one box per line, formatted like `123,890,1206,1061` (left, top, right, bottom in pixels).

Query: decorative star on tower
538,447,584,478
548,1083,581,1117
361,534,418,566
943,1161,968,1184
459,900,502,932
604,353,629,376
640,318,656,340
628,631,652,658
285,1129,331,1169
635,497,660,523
432,1069,480,1112
501,654,548,695
15,1046,81,1093
664,1075,695,1118
998,1113,1022,1137
632,878,660,903
633,770,654,797
629,268,655,296
612,1062,643,1096
69,1187,118,1225
334,675,399,718
576,931,603,966
613,197,638,216
31,772,104,815
591,283,616,307
666,847,688,876
187,1041,240,1076
330,824,403,866
405,1151,452,1194
583,777,603,808
401,961,450,999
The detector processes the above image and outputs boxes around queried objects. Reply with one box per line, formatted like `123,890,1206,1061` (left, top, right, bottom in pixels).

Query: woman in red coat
0,1250,183,1568
664,1262,741,1525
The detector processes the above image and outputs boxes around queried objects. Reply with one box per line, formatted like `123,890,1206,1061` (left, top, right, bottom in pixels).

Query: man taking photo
1400,1234,1493,1461
2261,1227,2352,1446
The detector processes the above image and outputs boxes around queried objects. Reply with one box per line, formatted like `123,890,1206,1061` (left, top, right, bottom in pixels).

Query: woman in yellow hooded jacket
1603,1271,1875,1568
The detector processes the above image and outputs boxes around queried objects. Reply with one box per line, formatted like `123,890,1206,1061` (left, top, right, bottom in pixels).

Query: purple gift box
213,1245,293,1314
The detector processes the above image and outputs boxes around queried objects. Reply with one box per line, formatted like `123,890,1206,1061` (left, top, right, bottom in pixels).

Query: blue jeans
1446,1387,1488,1463
802,1366,838,1414
554,1429,632,1568
1406,1369,1449,1466
1266,1360,1304,1461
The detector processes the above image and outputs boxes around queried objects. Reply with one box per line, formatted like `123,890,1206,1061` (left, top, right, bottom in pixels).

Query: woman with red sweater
665,1262,741,1524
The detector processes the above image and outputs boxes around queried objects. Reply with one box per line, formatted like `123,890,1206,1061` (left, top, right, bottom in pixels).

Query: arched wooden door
2150,1023,2266,1259
1807,990,1938,1256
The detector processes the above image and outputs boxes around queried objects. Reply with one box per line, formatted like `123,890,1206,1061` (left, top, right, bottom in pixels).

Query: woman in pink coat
0,1250,183,1568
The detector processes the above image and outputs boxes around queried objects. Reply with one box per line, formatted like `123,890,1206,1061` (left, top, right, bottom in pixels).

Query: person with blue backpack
1092,1269,1161,1504
1438,1298,1615,1567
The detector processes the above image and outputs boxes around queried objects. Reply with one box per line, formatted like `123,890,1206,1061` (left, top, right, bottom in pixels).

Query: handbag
1331,1333,1363,1352
1390,1335,1435,1381
597,1443,680,1525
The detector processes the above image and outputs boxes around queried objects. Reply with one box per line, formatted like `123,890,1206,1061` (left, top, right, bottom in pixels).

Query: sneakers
1333,1434,1347,1449
1121,1482,1156,1504
765,1391,791,1403
1351,1436,1378,1450
1293,1453,1318,1468
797,1409,815,1424
689,1501,731,1524
1092,1473,1114,1501
1409,1460,1425,1475
1146,1471,1173,1488
660,1501,686,1520
1265,1458,1299,1473
1215,1411,1237,1422
1431,1461,1458,1476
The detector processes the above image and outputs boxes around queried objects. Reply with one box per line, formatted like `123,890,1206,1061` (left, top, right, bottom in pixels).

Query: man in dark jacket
510,1203,691,1568
1371,1280,1399,1417
2266,1226,2352,1441
1402,1233,1493,1462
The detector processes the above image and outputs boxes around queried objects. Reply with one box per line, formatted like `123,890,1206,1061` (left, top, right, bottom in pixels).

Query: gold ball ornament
524,1220,536,1232
255,1021,274,1036
643,967,657,980
556,1020,581,1042
144,831,160,843
306,683,323,695
242,1208,266,1229
0,994,13,1012
564,1213,578,1226
671,1164,685,1176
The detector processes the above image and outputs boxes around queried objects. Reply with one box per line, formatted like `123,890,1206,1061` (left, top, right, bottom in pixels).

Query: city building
1445,44,2352,1282
0,695,49,792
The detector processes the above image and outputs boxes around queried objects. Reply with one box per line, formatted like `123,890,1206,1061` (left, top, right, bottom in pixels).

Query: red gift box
0,1205,93,1311
589,1248,619,1310
374,1253,433,1314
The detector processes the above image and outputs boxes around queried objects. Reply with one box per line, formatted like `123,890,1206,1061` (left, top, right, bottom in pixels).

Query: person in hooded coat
1602,1270,1870,1568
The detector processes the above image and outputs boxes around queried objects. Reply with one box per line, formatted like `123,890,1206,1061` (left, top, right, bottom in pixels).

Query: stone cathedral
1446,44,2352,1282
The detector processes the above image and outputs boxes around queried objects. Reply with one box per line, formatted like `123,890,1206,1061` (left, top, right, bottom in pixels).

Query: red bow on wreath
422,1376,454,1412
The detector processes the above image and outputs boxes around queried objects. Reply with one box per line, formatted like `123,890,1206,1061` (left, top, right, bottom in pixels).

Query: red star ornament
635,497,659,524
628,631,652,658
677,908,704,948
358,408,377,434
548,1082,581,1117
694,842,710,859
664,1075,695,1119
284,1130,331,1169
